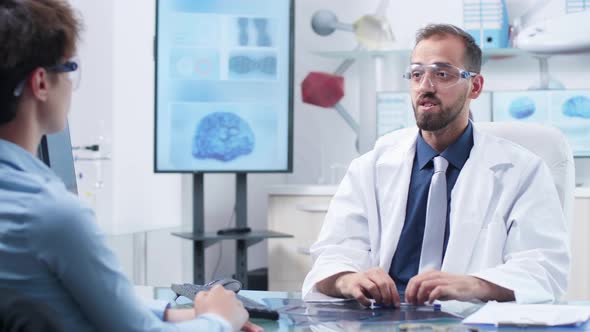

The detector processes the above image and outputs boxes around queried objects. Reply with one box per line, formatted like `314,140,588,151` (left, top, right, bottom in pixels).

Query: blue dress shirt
389,122,474,294
0,139,232,332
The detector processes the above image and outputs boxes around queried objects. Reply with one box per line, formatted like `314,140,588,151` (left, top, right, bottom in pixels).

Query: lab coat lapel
376,130,418,272
442,127,509,274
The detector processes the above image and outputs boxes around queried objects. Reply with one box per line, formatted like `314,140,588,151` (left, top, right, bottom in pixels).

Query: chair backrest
476,122,575,227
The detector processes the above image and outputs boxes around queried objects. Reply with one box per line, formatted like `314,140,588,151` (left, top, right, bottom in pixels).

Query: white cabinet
268,185,590,300
267,186,336,291
567,188,590,300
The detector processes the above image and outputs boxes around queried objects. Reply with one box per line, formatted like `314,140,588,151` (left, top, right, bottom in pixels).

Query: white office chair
476,121,575,227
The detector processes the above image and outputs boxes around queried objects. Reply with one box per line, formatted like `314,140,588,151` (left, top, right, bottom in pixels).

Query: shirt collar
0,138,57,180
416,121,474,170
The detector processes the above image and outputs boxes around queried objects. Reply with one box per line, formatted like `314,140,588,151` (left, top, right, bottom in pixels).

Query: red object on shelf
301,72,345,108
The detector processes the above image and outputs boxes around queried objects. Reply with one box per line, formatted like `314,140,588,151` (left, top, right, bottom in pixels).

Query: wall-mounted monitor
155,0,294,173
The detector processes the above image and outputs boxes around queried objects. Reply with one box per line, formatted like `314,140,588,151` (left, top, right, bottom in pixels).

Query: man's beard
412,92,467,131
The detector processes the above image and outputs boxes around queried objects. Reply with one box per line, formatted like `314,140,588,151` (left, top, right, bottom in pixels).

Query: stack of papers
463,302,590,327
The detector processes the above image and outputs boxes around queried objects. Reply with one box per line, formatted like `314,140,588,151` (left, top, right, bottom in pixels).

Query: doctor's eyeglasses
398,323,479,332
403,63,477,89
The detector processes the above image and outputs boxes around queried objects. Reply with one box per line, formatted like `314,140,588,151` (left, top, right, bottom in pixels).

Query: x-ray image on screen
233,17,276,47
155,0,293,172
493,90,590,157
228,51,277,80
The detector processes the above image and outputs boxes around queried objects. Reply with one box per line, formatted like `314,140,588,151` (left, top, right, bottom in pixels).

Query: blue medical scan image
192,112,255,162
229,55,276,75
253,18,272,47
170,48,220,80
562,95,590,119
509,96,536,119
235,17,273,47
238,17,249,46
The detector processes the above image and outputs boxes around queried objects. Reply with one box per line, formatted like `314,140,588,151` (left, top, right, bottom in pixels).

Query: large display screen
155,0,293,172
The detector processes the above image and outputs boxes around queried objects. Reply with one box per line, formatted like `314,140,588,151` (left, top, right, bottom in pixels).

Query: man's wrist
164,308,196,322
473,277,514,302
317,271,353,297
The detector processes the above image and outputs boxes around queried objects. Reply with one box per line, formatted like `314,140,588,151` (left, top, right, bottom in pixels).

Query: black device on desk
217,227,252,235
171,278,279,320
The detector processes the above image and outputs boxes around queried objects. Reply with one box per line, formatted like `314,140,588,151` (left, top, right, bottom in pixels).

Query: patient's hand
317,267,400,307
404,271,515,304
193,285,250,331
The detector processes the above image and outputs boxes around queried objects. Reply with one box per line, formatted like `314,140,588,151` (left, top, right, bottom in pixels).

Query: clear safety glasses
403,63,477,89
13,59,81,97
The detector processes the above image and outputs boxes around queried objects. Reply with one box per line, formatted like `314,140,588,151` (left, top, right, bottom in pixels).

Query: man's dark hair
0,0,82,125
414,24,482,74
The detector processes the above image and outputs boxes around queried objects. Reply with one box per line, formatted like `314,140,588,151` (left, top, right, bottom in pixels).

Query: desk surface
135,287,590,331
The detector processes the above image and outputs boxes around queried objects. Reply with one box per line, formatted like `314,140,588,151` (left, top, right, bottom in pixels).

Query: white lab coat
302,125,570,304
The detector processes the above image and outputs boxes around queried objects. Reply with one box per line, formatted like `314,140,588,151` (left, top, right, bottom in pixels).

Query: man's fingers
242,321,264,332
428,285,453,303
352,288,372,306
366,273,394,306
359,278,383,304
391,285,401,307
407,270,444,303
416,279,440,304
405,278,419,304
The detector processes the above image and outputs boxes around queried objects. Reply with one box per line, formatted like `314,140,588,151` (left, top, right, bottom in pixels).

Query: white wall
68,0,590,286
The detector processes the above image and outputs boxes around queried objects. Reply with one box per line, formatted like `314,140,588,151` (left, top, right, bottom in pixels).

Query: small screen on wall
155,0,293,172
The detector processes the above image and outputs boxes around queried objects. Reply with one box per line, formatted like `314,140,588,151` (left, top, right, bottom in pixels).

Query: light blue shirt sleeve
142,298,170,321
29,189,232,332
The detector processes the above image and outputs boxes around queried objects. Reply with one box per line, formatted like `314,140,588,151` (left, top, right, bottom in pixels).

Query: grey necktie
419,155,449,272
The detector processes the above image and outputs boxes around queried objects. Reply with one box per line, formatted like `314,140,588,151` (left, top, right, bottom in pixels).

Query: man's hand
193,285,249,331
404,271,514,304
317,268,400,307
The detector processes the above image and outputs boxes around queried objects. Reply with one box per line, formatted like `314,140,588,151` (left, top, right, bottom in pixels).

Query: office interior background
65,0,590,299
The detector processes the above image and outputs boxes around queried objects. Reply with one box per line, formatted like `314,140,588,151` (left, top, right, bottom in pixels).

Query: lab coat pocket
472,220,508,271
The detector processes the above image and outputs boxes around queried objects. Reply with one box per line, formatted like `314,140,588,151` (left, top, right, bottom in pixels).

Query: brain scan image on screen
192,112,255,162
562,95,590,119
509,96,536,119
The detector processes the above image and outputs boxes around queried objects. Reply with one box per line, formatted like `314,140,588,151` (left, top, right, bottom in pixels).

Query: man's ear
468,74,484,99
27,67,50,102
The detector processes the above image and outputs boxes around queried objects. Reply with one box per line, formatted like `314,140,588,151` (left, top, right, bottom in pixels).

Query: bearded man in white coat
302,24,570,306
